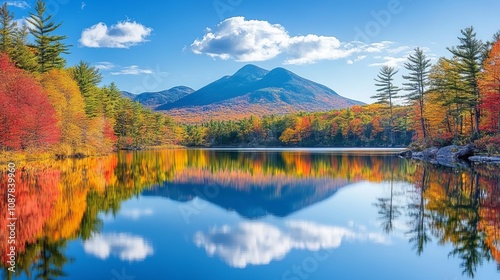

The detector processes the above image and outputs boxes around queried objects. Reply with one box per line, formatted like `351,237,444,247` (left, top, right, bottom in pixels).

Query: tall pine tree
372,66,400,146
403,48,432,141
27,0,69,72
447,27,484,138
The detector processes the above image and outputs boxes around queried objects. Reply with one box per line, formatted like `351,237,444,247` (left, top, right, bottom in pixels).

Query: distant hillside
155,64,363,123
121,86,194,108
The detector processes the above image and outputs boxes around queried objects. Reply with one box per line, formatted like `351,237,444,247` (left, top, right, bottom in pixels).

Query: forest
1,0,500,160
0,1,177,161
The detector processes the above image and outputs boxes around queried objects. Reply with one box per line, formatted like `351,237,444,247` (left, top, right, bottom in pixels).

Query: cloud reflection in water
194,221,388,268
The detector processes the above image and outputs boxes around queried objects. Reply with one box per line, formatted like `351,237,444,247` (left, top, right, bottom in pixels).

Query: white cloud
81,2,86,10
347,55,367,65
194,221,388,268
83,233,154,261
6,1,29,9
94,61,115,70
80,20,153,48
111,65,153,75
284,35,358,65
191,17,289,62
120,208,154,220
191,18,416,66
369,56,408,68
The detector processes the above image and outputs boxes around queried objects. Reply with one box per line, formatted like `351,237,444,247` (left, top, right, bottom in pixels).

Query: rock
422,147,439,159
436,145,459,161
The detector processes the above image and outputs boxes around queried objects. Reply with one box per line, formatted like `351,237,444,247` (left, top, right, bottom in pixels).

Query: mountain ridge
128,65,364,123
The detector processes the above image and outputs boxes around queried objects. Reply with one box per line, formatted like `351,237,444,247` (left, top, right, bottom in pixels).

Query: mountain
121,91,136,100
121,86,194,108
155,64,363,123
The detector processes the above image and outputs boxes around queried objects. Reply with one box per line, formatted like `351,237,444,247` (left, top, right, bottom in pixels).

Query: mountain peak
232,64,269,80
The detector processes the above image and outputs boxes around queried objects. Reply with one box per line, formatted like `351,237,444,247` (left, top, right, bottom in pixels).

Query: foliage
0,54,60,151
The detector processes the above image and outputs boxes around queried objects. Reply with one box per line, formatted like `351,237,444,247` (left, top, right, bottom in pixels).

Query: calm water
1,149,499,280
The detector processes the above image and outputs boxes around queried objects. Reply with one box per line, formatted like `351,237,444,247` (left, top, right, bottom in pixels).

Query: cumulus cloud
111,65,153,75
194,221,388,268
83,233,154,261
191,17,415,65
191,17,289,62
80,20,153,48
6,1,29,9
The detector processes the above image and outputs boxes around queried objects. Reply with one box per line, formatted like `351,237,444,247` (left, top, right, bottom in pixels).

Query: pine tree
0,3,15,54
10,25,38,72
403,48,432,141
68,61,102,117
27,0,70,72
447,27,484,138
372,66,400,146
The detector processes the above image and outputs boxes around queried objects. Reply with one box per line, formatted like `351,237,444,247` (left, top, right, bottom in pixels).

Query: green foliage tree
68,61,102,117
27,0,69,72
10,25,38,72
447,27,485,138
403,48,432,141
372,66,400,146
0,3,15,54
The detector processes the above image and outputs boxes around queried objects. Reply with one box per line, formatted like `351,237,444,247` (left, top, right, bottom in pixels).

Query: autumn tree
372,66,400,146
447,27,485,138
403,48,432,141
40,69,88,155
27,0,69,72
479,38,500,133
0,54,59,150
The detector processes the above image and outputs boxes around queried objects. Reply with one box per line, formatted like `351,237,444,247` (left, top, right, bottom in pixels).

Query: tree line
0,1,176,158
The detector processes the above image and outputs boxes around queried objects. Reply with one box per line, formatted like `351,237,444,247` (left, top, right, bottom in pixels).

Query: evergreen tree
447,27,484,138
27,0,69,72
0,3,15,54
403,48,432,141
10,25,38,72
372,66,400,145
68,61,102,117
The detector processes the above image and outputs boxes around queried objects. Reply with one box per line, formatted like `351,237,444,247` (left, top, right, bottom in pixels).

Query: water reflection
194,221,388,268
83,233,154,261
0,149,498,279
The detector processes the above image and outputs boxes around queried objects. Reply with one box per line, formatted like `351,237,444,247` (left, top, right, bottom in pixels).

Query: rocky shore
399,144,500,166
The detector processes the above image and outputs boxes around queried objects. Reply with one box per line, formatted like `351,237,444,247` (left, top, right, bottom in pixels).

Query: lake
1,149,499,280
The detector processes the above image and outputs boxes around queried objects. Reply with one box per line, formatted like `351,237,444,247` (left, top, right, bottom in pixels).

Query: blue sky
5,0,500,103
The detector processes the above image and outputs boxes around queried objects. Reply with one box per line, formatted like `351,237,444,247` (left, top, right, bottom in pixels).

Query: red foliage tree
0,54,59,150
479,39,500,133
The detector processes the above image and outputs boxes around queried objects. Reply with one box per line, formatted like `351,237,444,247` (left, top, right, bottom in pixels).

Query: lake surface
1,149,499,280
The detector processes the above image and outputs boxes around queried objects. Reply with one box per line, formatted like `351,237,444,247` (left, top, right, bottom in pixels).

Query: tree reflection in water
0,149,498,279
